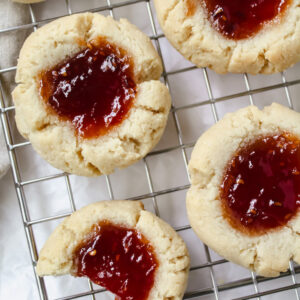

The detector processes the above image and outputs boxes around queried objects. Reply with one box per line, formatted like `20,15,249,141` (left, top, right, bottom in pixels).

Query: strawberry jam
74,221,158,300
188,0,290,40
220,133,300,235
39,38,136,139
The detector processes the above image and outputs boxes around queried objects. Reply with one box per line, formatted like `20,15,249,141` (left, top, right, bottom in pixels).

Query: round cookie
37,200,190,300
186,103,300,277
12,13,171,176
154,0,300,74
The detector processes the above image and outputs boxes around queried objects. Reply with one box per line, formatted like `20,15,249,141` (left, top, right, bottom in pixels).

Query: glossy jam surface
220,134,300,235
74,221,158,300
188,0,290,40
39,39,136,138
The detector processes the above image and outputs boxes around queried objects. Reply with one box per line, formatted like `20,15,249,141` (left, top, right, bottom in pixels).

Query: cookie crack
136,104,166,115
225,46,235,70
286,224,300,236
135,209,143,226
163,0,181,24
82,14,94,42
73,129,102,174
258,49,271,73
243,241,260,273
118,135,142,154
34,121,53,132
176,24,195,47
86,161,102,175
190,167,216,189
75,148,84,162
168,255,189,269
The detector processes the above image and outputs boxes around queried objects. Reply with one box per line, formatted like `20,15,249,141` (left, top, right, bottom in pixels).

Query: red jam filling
39,38,136,139
220,134,300,235
74,221,158,300
187,0,290,40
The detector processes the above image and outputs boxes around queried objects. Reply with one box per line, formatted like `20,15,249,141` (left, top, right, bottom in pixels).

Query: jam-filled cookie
187,103,300,276
37,200,190,300
12,13,171,176
154,0,300,74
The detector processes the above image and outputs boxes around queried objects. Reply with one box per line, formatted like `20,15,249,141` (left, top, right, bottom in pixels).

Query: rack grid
0,0,300,299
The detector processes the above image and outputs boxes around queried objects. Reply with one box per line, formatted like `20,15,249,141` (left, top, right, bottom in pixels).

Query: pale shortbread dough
37,200,190,300
154,0,300,74
187,103,300,277
12,13,171,176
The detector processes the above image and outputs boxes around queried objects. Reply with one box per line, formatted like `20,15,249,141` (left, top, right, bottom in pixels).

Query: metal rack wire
0,0,300,299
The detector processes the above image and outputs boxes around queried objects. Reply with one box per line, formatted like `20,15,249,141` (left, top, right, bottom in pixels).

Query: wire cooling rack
1,0,300,299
